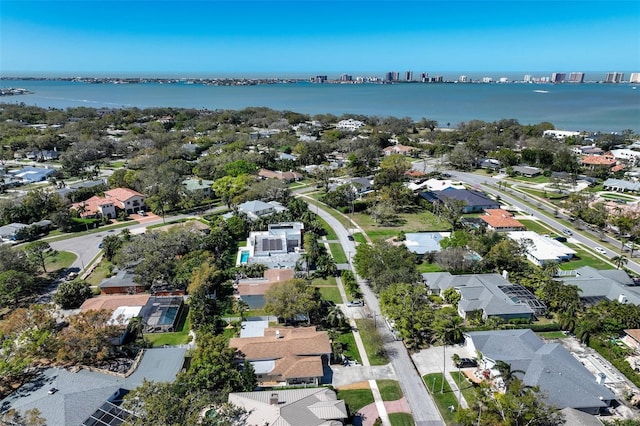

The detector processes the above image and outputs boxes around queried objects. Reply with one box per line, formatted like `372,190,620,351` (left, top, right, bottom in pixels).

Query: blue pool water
240,251,249,264
158,307,178,325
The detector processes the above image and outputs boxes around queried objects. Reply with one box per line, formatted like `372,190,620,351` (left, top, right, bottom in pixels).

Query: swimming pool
158,306,179,325
240,250,249,264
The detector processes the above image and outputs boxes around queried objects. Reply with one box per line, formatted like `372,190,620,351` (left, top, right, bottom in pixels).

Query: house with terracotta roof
383,144,416,156
236,269,296,309
104,188,146,214
70,187,146,218
480,209,526,232
580,154,617,169
229,326,331,386
228,388,348,426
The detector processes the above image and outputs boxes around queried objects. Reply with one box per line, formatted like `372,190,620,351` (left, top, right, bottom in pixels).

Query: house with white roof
507,231,577,266
335,118,364,131
403,232,450,256
234,199,287,221
228,388,347,426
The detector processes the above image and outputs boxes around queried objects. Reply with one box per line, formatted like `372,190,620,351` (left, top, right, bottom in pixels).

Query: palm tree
492,360,525,391
612,255,628,270
325,305,346,330
541,261,559,278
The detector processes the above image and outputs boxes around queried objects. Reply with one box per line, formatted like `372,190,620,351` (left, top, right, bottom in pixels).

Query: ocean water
2,79,639,132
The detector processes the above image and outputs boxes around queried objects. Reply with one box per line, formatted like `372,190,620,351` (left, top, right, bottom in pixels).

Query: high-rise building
339,74,353,82
458,75,469,83
523,75,532,83
420,72,429,82
551,72,566,83
405,71,413,81
568,72,585,83
630,73,640,84
385,71,399,82
605,72,624,83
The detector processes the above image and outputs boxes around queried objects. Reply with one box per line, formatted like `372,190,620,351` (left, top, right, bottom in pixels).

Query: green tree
375,154,411,187
352,241,419,293
212,174,252,208
53,279,93,309
25,241,51,273
0,270,36,308
442,287,461,305
379,283,434,349
264,279,320,324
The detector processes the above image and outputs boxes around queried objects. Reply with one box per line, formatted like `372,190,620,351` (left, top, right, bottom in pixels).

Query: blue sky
1,0,639,76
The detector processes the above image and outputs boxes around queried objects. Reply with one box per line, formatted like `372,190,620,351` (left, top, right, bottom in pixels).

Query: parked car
346,300,364,307
138,210,147,216
455,358,478,368
594,247,607,255
554,236,567,242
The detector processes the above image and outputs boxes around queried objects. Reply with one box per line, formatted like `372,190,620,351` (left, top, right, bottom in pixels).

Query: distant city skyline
1,1,639,75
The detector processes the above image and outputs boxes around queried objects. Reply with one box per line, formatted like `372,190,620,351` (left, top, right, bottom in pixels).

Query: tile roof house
104,188,146,214
581,154,617,168
236,268,296,309
228,388,348,426
71,195,117,218
0,347,187,426
383,144,416,156
419,189,500,213
480,209,526,232
466,329,616,414
422,272,543,320
229,327,331,386
557,266,640,306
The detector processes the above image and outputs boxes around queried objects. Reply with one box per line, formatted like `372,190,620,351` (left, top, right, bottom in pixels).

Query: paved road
306,197,444,426
448,170,640,275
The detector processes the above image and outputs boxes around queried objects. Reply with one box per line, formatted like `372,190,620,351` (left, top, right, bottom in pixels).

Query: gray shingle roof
0,348,186,425
559,266,640,305
468,329,616,411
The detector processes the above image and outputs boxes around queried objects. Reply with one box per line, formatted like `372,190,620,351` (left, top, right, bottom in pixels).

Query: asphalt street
308,197,445,426
447,170,640,275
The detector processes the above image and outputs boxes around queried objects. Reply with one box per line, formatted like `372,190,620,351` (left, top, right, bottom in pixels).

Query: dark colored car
347,235,354,241
455,358,478,368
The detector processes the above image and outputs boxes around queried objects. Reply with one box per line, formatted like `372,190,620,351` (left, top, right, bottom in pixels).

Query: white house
507,231,576,266
336,119,364,131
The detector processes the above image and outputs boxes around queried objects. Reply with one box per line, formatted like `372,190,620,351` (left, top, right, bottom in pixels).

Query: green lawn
377,379,403,401
316,216,339,240
560,245,614,270
45,250,77,273
43,221,140,243
537,331,567,339
352,232,367,244
329,243,348,263
449,371,477,408
355,319,388,366
144,311,191,347
337,331,362,364
600,192,637,202
85,259,114,286
313,276,337,286
351,209,449,242
518,219,557,235
423,373,458,425
417,262,443,273
510,175,550,184
318,286,343,304
389,413,415,426
336,388,374,416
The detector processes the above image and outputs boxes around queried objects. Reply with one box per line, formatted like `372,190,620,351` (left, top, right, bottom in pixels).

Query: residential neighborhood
1,104,640,425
